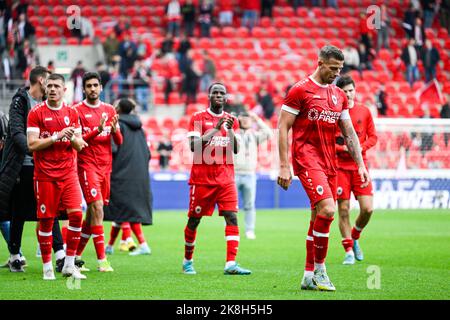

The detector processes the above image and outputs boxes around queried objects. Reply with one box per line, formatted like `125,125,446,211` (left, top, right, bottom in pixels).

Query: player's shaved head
319,45,345,62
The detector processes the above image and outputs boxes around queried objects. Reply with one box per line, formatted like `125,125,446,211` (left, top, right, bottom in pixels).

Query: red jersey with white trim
75,100,121,173
27,101,81,181
282,76,349,176
187,109,239,185
336,104,377,170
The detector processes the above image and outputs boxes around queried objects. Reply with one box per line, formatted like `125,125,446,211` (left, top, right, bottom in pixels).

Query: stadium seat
81,37,93,45
67,37,79,45
47,26,61,38
42,16,55,29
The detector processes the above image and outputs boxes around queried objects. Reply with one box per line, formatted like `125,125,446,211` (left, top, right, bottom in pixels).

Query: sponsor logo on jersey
85,114,92,118
195,206,202,214
316,185,324,195
44,117,53,121
91,188,97,197
337,187,343,196
308,108,341,124
209,136,231,147
308,109,320,121
40,204,46,213
64,116,70,126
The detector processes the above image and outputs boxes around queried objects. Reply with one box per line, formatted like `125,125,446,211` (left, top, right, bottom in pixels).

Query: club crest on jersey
337,187,343,196
195,206,202,214
64,116,70,126
40,204,46,214
308,108,320,121
332,95,338,105
316,185,324,195
91,188,97,197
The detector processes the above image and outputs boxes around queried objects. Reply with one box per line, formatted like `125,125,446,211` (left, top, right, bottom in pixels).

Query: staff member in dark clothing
104,98,153,256
0,66,66,272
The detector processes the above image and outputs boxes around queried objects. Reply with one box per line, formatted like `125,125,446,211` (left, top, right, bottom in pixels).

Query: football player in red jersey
73,72,123,272
335,75,377,265
277,46,370,291
182,83,251,275
27,73,88,280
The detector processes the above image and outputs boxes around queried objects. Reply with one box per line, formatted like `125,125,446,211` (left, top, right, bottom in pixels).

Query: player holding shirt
335,75,377,265
73,72,123,272
277,46,370,291
182,83,251,276
27,73,88,280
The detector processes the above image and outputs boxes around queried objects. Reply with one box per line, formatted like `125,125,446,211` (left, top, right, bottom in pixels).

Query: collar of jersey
84,99,101,108
45,100,64,110
207,108,224,117
308,76,329,88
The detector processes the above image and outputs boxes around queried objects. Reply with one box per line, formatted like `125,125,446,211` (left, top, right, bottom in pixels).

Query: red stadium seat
53,6,65,17
97,6,109,16
51,37,62,45
81,37,93,45
47,26,61,38
67,37,79,45
42,16,55,28
111,6,122,16
260,17,271,28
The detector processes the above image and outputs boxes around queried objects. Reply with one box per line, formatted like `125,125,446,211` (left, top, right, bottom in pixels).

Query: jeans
219,11,233,25
167,21,180,37
406,65,420,87
327,0,338,8
241,10,258,31
184,20,195,37
236,173,257,233
135,87,149,112
0,221,10,248
200,22,211,37
377,26,390,52
423,10,435,29
425,67,436,83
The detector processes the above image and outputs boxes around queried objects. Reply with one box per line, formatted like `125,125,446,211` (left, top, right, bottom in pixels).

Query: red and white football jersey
282,76,349,176
27,101,81,181
187,108,239,185
74,100,122,174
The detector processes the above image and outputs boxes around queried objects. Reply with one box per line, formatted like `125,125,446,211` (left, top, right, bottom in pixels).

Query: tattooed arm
338,118,370,187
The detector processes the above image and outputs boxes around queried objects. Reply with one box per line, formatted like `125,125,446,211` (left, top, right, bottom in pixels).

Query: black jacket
104,114,152,225
421,47,440,68
0,87,31,220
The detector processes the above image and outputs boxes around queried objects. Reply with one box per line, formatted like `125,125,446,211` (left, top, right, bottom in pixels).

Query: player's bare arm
338,118,370,187
225,117,240,154
70,131,88,152
189,118,224,152
27,127,74,152
277,110,296,190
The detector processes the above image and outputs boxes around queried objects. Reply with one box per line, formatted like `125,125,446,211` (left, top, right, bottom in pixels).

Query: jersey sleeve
281,84,304,115
26,109,40,135
187,113,201,138
361,108,378,152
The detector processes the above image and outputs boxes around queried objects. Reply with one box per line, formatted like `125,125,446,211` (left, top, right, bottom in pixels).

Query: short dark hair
319,45,345,61
208,82,227,94
47,73,65,83
29,66,50,85
336,75,355,89
117,98,135,114
82,72,101,88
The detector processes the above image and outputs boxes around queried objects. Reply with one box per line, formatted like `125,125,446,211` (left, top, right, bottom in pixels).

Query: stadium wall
151,171,450,210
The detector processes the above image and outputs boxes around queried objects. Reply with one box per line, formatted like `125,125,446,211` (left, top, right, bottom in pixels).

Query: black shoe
9,259,25,272
75,258,85,268
55,257,65,273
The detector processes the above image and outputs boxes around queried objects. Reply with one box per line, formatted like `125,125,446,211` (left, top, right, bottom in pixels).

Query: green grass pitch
0,209,449,300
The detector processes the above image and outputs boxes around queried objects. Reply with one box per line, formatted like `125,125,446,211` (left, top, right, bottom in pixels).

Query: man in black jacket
422,39,440,83
0,66,66,272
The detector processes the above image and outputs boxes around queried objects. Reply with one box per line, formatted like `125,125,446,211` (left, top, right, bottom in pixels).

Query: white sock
346,250,355,256
98,258,106,264
43,262,53,270
183,258,193,264
10,254,20,262
225,261,236,269
303,270,314,278
140,242,149,250
55,250,65,260
75,255,81,260
65,255,75,268
314,263,326,271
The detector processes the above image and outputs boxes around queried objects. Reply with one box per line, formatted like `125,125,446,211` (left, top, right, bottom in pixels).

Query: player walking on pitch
73,72,123,272
27,73,88,280
277,46,370,291
182,82,251,275
335,75,377,265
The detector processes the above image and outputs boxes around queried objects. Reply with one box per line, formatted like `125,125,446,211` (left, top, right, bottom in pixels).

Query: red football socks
305,220,315,272
225,225,239,262
38,218,54,264
130,222,146,244
184,225,197,260
313,215,334,264
91,225,105,260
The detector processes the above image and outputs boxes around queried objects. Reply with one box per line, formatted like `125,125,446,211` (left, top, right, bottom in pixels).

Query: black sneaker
55,257,65,273
75,258,85,268
9,259,25,272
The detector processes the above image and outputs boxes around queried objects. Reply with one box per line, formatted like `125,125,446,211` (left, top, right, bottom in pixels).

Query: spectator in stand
261,0,275,18
377,4,390,52
177,35,192,70
96,61,111,102
359,12,372,51
440,0,450,33
375,84,388,116
402,38,421,87
291,1,305,11
199,50,216,92
311,0,321,6
70,61,86,103
136,35,152,61
157,134,173,170
198,0,214,38
113,16,130,40
403,3,419,39
218,0,234,26
16,13,34,45
327,0,338,8
160,34,175,58
257,88,275,121
342,41,360,74
163,55,178,104
47,60,55,73
184,59,201,106
422,0,437,28
358,42,373,71
241,0,260,31
421,39,440,83
103,32,120,66
118,32,137,78
181,0,196,37
166,0,181,37
441,94,450,146
132,59,152,113
413,17,425,50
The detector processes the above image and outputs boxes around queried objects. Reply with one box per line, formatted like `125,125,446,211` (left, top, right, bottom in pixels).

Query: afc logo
195,206,202,214
337,187,343,196
40,204,46,214
308,109,319,121
64,116,70,126
91,188,97,197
